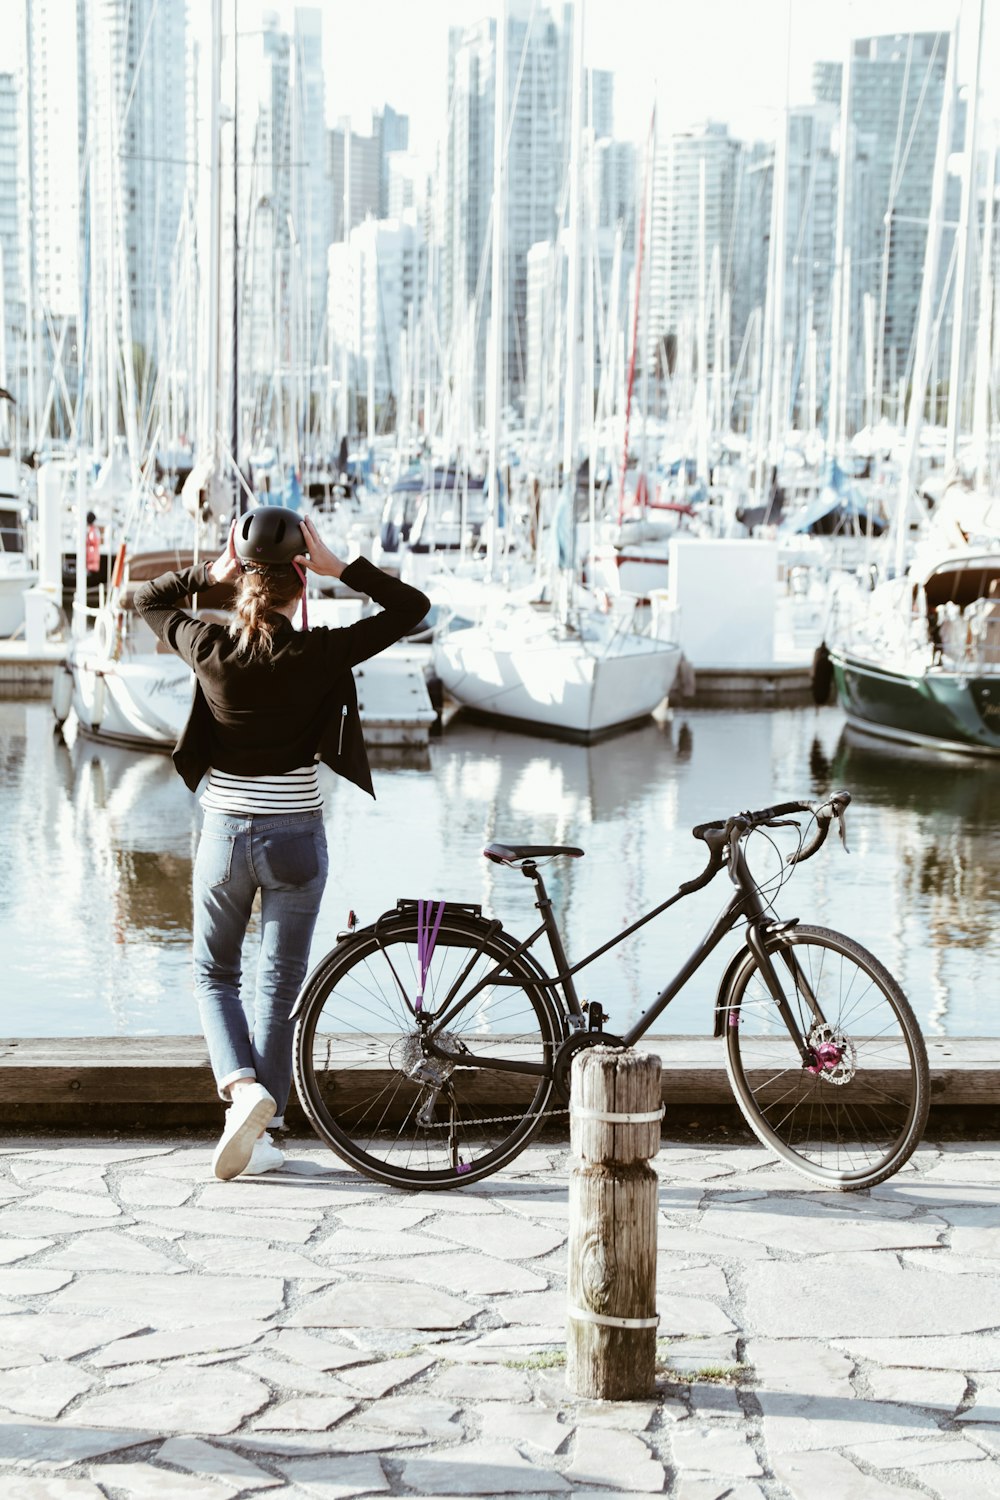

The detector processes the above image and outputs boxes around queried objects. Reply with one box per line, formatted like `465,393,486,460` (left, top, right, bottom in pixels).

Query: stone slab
47,1272,284,1326
744,1261,1000,1337
400,1441,570,1494
155,1435,282,1490
285,1283,477,1331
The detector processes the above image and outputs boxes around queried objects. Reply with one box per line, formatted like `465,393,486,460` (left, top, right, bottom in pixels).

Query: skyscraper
376,104,409,218
0,69,22,397
289,8,329,345
443,3,562,415
814,32,951,419
84,0,187,363
647,122,743,371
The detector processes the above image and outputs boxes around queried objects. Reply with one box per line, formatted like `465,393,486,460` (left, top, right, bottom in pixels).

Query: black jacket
133,557,430,798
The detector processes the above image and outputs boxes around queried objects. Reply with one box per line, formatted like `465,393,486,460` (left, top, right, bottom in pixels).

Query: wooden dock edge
1,1035,995,1132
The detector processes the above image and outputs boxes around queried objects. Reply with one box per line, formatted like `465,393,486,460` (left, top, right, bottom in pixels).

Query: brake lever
836,808,850,852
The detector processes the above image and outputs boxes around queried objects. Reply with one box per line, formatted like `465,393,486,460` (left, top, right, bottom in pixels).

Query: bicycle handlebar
691,791,851,869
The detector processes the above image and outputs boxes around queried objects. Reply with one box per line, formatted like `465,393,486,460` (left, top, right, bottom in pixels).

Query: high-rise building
289,8,329,339
586,68,613,140
525,223,633,430
237,14,291,380
376,104,409,217
385,152,427,221
328,120,381,241
444,3,562,414
0,70,22,396
814,32,951,417
647,122,743,370
84,0,187,363
17,0,89,436
732,105,838,430
594,137,637,247
327,210,426,409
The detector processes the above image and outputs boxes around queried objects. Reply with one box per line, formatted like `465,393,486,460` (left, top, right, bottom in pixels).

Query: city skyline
293,0,1000,158
3,0,995,455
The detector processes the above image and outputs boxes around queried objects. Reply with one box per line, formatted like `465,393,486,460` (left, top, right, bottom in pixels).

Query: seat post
521,860,581,1013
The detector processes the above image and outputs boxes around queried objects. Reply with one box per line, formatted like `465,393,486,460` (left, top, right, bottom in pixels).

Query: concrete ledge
0,639,66,693
676,662,813,705
2,1034,995,1130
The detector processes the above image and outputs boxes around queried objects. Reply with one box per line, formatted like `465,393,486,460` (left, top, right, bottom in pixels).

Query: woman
134,510,430,1180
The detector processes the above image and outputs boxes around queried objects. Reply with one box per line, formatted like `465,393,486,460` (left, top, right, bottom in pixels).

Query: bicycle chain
421,1105,571,1129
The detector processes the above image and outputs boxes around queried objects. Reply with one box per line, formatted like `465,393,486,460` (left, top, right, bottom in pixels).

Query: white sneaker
212,1083,276,1181
240,1132,286,1175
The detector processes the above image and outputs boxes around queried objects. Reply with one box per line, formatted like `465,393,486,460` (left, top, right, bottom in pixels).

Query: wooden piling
565,1044,662,1400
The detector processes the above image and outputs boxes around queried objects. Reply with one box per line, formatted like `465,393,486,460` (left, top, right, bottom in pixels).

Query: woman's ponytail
228,567,302,658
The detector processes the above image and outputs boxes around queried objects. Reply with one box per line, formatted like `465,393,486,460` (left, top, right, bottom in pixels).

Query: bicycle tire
723,925,929,1190
292,912,563,1189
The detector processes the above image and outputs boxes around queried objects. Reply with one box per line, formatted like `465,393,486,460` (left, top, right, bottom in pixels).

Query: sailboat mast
894,22,957,573
617,106,654,524
561,0,585,535
945,0,984,470
485,1,506,581
827,39,853,463
201,0,223,480
231,0,240,498
973,135,996,491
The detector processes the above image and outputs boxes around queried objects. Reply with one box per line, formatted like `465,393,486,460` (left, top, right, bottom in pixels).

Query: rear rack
394,898,484,921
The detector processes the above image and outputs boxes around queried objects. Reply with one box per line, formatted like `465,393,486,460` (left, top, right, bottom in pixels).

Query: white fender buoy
88,670,106,733
51,664,74,726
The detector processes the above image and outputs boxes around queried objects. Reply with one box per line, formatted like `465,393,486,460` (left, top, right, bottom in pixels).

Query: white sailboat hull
65,645,438,752
433,622,681,740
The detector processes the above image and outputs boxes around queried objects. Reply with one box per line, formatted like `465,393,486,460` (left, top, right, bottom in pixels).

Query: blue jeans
193,809,328,1126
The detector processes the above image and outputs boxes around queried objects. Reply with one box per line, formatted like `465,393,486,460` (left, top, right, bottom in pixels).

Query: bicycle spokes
725,926,928,1189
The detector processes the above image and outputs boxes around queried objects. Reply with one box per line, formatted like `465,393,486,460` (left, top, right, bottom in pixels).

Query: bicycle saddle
484,842,585,866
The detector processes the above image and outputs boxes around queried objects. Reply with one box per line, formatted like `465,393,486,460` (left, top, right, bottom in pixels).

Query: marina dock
3,1034,997,1130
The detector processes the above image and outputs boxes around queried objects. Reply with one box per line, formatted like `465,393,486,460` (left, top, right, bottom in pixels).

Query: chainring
553,1030,626,1102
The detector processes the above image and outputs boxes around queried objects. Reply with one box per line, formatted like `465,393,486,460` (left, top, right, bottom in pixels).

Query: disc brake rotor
806,1022,857,1085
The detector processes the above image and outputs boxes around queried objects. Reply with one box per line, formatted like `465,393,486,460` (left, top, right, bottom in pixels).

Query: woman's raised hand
295,514,346,580
208,520,241,586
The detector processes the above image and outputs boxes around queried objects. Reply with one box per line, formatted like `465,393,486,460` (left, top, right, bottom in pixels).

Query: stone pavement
0,1133,998,1499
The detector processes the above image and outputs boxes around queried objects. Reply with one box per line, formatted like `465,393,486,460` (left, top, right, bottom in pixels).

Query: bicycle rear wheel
292,911,562,1189
724,925,929,1190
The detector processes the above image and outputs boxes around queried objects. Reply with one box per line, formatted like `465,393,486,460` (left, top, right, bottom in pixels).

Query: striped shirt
200,763,323,815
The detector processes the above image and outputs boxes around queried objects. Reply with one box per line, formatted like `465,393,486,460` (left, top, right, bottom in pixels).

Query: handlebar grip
691,819,726,842
786,817,830,865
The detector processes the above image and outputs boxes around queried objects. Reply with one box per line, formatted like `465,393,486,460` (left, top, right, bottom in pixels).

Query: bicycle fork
732,847,826,1069
743,919,819,1067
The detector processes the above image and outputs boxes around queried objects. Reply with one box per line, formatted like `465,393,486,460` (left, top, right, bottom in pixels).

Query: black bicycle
291,791,930,1192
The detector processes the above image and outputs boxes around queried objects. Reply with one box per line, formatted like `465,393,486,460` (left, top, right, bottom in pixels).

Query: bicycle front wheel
724,925,929,1190
293,912,562,1189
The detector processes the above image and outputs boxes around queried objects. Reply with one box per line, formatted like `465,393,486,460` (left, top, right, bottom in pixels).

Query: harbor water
3,696,998,1040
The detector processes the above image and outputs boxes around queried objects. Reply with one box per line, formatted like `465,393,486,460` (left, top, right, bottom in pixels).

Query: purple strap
291,560,309,629
416,899,446,1012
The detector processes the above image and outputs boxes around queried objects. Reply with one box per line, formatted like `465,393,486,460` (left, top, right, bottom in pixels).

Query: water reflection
2,699,998,1038
813,727,1000,1033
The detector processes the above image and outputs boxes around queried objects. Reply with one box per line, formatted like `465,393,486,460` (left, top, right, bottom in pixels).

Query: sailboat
433,0,681,741
0,438,37,638
56,1,435,753
822,5,1000,756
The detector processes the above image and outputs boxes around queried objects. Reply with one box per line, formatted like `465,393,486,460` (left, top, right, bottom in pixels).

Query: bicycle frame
427,841,823,1078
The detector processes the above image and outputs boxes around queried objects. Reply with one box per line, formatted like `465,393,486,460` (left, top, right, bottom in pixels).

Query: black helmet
234,506,304,567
